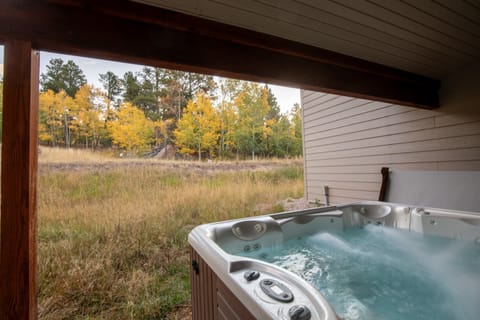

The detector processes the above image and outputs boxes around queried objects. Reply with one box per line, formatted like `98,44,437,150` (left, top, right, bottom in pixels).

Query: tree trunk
252,131,255,160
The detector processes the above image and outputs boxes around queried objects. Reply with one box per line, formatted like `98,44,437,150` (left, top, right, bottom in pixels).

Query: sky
0,46,300,113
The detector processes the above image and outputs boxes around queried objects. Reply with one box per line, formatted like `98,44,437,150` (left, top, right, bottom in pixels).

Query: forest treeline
6,58,303,159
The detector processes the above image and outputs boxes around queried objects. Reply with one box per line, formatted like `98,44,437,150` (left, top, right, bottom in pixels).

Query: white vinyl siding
302,89,480,204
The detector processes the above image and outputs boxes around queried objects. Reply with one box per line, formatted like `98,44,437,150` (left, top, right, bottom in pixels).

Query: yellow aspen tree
234,83,270,160
68,85,87,146
71,85,105,149
39,89,75,146
107,102,154,155
174,92,220,160
217,100,238,158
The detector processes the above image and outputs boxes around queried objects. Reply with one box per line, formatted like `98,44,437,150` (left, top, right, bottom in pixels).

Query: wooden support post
0,40,39,320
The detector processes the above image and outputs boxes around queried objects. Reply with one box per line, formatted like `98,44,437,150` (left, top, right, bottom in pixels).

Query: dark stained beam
75,0,429,82
0,41,39,320
0,0,440,109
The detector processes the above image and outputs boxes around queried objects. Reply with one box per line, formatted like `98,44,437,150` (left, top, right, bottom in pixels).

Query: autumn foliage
174,92,220,160
38,62,302,159
107,103,155,155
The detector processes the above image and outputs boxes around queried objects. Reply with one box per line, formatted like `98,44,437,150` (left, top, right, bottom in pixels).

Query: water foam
371,225,480,319
240,225,480,320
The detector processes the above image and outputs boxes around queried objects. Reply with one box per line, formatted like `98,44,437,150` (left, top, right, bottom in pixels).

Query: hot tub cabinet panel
189,201,480,320
190,247,255,320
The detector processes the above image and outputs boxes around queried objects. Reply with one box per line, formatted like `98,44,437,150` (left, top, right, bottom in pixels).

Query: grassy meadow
36,148,304,319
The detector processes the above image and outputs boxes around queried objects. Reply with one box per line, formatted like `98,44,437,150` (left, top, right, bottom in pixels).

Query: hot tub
188,201,480,320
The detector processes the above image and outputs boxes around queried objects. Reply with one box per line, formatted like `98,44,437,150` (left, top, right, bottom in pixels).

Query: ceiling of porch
134,0,480,80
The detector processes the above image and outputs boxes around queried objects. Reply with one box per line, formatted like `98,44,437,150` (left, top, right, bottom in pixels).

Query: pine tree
99,71,122,111
40,58,87,97
266,85,281,121
121,71,141,103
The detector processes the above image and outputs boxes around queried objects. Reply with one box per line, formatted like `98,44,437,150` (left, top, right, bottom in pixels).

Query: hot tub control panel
232,268,319,320
260,278,294,303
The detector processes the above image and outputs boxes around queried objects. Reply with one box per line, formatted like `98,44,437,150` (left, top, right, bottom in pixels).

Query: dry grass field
36,148,304,319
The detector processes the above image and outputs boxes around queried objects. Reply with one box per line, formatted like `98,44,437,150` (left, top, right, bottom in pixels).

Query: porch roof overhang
0,0,446,109
1,1,480,319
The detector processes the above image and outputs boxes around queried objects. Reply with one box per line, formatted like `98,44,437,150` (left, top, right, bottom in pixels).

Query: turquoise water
237,225,480,320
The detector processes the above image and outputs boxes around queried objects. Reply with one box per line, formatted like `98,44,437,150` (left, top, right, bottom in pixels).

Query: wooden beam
0,1,439,108
0,41,39,320
72,0,431,83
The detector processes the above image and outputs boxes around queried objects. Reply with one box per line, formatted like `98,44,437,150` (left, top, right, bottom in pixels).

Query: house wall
302,63,480,205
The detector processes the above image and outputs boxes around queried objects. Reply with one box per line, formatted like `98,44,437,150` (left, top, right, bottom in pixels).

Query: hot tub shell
188,201,480,320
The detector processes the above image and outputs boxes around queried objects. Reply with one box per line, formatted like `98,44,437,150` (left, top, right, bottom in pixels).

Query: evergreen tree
159,70,216,121
40,58,87,97
99,71,122,107
122,71,141,103
271,115,292,157
265,85,281,121
121,68,216,122
133,67,163,120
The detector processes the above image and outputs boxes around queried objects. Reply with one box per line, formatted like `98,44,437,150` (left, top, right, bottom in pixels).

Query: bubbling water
240,225,480,320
